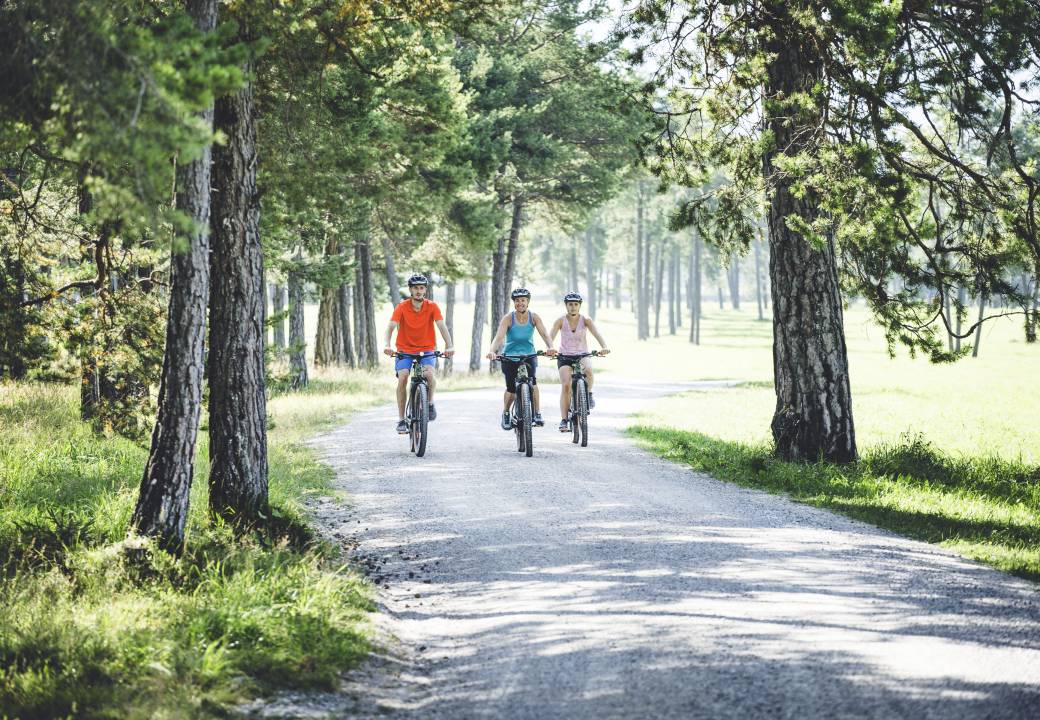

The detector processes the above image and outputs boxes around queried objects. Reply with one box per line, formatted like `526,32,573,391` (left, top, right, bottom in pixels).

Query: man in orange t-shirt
383,274,455,434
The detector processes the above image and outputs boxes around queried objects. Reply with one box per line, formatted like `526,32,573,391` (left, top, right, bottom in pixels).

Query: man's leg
558,366,572,420
424,366,436,404
396,370,409,420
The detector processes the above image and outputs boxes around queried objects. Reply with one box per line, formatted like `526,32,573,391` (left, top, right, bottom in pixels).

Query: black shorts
501,357,537,394
557,354,592,370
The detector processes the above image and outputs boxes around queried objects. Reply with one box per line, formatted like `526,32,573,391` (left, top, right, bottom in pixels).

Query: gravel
255,379,1040,719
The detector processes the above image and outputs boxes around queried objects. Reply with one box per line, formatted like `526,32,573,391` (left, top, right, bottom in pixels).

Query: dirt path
256,380,1040,719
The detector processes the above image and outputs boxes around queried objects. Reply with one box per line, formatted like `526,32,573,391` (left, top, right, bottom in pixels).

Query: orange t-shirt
391,299,443,353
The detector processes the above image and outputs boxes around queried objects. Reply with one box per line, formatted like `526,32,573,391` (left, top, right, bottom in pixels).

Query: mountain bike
496,351,545,458
392,351,444,458
561,351,603,447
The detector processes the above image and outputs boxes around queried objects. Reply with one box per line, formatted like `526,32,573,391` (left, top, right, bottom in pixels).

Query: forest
2,1,1040,716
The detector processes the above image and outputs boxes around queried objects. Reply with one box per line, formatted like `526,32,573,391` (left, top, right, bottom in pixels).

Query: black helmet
563,291,583,303
511,287,531,299
407,273,429,287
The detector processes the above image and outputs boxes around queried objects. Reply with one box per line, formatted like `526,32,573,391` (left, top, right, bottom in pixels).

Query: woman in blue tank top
487,287,558,430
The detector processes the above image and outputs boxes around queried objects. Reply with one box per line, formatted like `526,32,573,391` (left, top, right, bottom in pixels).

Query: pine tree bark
207,49,269,521
765,5,856,462
635,183,646,339
130,0,217,551
271,284,285,349
653,241,664,337
668,244,677,334
360,232,378,366
491,235,506,333
288,263,308,389
585,226,597,319
754,236,765,321
315,284,340,366
353,244,368,364
728,256,740,310
613,270,621,309
569,237,579,292
338,283,355,368
972,291,986,358
470,278,488,371
444,281,455,374
503,197,524,296
382,234,399,305
691,232,702,344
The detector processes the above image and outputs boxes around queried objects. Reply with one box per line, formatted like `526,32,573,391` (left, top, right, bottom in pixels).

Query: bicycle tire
515,405,525,453
571,379,580,444
407,390,417,453
415,383,429,457
575,378,589,447
520,382,533,457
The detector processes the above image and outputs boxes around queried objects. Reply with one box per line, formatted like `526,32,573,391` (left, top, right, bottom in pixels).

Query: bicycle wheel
520,382,533,457
414,383,429,457
407,392,417,453
575,378,589,447
571,380,580,444
515,391,525,453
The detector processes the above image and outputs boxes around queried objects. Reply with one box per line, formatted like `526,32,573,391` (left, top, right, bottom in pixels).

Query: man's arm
383,321,399,355
435,319,454,357
585,318,610,354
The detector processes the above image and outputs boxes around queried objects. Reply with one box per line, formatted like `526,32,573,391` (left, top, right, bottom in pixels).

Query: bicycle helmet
563,291,583,303
407,273,429,287
511,287,531,299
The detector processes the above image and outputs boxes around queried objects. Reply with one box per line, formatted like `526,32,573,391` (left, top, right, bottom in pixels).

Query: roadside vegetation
0,377,395,718
625,307,1040,582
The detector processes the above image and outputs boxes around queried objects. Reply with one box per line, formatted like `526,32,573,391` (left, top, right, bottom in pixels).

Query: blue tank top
503,312,536,355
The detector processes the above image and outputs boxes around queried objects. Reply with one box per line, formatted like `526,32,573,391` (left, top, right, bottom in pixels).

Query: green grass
0,368,448,719
629,426,1040,581
616,301,1040,582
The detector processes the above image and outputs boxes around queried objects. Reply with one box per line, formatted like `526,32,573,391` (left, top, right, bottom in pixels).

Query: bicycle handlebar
494,351,547,361
390,351,445,359
558,351,606,359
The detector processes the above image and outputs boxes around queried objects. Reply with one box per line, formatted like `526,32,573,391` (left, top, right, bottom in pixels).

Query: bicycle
391,351,444,458
495,351,546,458
560,351,603,447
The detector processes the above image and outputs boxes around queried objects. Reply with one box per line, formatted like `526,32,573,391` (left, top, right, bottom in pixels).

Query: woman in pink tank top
549,292,611,432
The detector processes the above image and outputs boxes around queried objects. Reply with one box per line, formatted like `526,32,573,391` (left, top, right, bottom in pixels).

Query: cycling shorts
395,351,437,374
501,356,537,394
557,354,592,371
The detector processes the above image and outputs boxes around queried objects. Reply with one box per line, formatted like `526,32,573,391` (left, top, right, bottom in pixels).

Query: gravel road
262,380,1040,719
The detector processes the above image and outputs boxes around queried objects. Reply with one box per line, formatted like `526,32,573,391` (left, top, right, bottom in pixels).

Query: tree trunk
1025,271,1038,343
585,227,597,318
314,284,340,366
765,9,856,462
613,270,621,309
338,283,355,368
691,233,702,345
470,278,488,371
728,256,740,309
358,230,378,367
130,0,217,552
673,244,682,330
207,49,269,521
972,291,986,358
382,234,399,305
491,234,506,333
444,281,455,374
635,183,646,339
569,237,579,293
653,241,664,337
353,242,367,364
271,284,285,349
955,284,966,352
463,281,472,304
754,235,765,321
288,262,308,389
503,197,524,295
668,243,677,334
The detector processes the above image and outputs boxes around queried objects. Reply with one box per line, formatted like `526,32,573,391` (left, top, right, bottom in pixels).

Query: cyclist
383,273,454,434
549,291,610,432
486,287,557,430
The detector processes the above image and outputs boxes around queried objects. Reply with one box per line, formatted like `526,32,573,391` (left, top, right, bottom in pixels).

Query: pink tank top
559,314,588,355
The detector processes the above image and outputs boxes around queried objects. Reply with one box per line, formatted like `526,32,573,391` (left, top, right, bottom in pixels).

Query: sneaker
558,419,570,433
428,404,437,421
396,420,408,434
533,412,545,427
588,392,595,410
501,412,512,431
